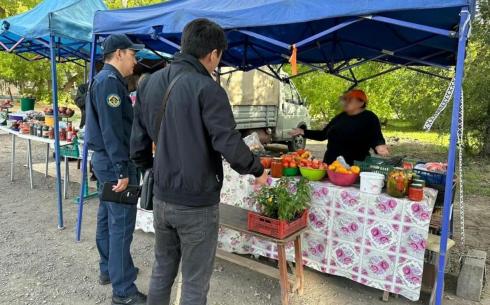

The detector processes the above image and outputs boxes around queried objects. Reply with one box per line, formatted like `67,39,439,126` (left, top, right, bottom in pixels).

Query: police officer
85,34,146,305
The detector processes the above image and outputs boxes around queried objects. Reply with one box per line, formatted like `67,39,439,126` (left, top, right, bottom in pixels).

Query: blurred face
341,96,365,114
114,49,137,77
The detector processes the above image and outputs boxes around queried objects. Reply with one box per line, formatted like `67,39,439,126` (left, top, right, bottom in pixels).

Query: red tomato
290,161,297,168
283,161,290,168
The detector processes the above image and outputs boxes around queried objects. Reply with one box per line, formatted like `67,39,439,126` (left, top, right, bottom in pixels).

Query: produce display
0,99,13,109
251,143,445,203
299,166,326,181
415,162,447,173
5,109,77,142
44,106,75,118
328,159,360,175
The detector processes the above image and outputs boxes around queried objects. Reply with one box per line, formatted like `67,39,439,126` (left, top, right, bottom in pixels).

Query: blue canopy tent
0,0,107,229
81,1,474,304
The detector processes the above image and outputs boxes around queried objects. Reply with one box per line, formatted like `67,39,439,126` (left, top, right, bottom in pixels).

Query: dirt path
0,134,486,305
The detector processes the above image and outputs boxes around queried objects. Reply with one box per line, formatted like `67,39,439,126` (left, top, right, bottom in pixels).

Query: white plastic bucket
360,172,385,195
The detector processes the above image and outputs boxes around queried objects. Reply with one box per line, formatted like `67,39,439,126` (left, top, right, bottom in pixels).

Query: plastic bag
243,132,265,152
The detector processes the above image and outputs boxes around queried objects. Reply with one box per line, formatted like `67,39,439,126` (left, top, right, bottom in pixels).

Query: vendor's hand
288,128,304,137
112,178,129,193
375,145,390,157
255,170,269,186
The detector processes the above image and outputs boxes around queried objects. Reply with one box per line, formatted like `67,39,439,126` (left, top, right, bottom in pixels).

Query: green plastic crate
354,156,395,178
60,138,79,158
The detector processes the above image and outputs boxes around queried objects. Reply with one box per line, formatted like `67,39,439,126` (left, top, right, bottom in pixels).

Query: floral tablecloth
136,162,438,301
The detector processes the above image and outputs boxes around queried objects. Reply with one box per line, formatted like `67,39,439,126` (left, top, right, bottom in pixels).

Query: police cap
102,34,144,55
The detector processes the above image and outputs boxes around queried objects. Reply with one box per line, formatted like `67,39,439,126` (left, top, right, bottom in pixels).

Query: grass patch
463,159,490,197
384,120,449,146
382,121,488,198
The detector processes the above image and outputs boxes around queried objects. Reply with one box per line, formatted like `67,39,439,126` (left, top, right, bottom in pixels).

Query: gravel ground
0,133,487,305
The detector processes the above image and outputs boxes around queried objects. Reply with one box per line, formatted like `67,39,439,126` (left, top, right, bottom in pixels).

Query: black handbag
139,72,187,211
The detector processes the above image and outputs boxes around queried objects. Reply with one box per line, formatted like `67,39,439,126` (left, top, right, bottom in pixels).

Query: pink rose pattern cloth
219,172,438,301
136,162,437,301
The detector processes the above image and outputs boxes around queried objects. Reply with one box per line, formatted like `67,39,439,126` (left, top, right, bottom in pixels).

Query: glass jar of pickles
387,168,409,198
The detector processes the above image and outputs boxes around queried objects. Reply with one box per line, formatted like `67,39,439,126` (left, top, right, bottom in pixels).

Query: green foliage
105,0,163,9
289,1,490,155
0,0,165,105
255,177,310,221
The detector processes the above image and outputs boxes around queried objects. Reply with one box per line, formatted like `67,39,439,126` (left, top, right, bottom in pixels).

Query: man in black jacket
130,19,268,305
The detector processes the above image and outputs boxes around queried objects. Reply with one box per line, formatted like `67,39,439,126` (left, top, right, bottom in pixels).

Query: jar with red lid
270,158,283,178
408,184,424,201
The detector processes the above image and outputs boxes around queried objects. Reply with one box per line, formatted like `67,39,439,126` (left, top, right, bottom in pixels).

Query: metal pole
76,37,97,242
435,7,470,305
27,139,33,189
49,35,64,230
10,134,15,181
45,144,49,177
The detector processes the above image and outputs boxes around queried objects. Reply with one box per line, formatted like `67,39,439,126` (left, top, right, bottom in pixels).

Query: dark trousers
93,152,139,298
148,198,219,305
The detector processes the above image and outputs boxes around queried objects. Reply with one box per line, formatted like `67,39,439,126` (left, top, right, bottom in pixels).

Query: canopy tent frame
0,0,107,230
79,4,471,304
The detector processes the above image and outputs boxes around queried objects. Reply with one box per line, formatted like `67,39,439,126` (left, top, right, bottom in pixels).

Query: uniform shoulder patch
107,94,121,107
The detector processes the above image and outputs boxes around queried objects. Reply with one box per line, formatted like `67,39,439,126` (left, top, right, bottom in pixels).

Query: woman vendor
289,89,389,165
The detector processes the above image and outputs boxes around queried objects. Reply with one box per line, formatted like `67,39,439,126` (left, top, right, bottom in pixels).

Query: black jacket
131,53,264,207
303,110,386,165
74,83,88,128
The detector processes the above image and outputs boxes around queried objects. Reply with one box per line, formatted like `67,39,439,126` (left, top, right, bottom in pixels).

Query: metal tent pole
435,7,470,305
76,36,97,242
49,35,64,230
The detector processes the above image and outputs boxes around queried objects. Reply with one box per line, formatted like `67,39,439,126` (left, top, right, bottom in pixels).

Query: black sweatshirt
303,110,385,165
130,53,264,207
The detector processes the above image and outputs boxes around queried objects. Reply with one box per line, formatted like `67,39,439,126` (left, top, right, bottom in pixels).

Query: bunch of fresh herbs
255,177,311,221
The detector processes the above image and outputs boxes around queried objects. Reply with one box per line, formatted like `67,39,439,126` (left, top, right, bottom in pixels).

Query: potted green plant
248,177,311,239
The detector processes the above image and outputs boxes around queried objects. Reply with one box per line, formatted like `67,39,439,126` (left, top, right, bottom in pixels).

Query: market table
136,162,439,302
0,125,68,189
0,125,96,200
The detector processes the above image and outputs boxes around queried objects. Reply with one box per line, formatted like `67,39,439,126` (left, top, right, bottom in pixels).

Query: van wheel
288,135,306,152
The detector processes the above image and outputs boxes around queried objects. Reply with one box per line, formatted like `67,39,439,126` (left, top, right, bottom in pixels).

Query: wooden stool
218,204,306,305
426,234,456,305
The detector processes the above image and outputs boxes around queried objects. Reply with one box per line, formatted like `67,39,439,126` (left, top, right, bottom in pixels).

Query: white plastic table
0,125,68,189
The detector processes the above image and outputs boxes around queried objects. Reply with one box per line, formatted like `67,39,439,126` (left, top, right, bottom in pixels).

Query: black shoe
99,267,139,286
99,273,111,286
112,291,147,305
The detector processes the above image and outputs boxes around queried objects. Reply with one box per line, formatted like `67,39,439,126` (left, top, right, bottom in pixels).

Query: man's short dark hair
181,18,227,59
103,51,116,62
